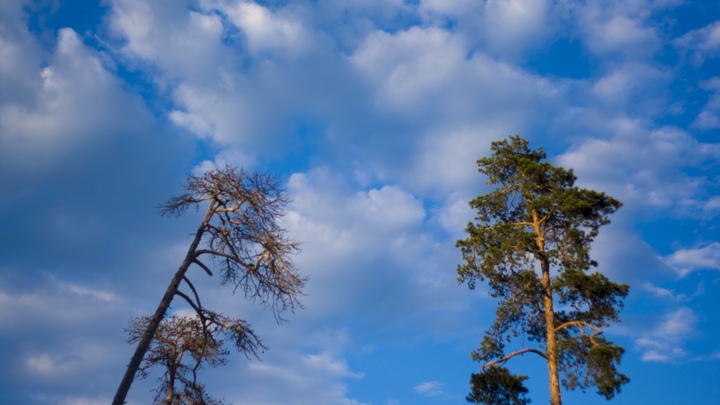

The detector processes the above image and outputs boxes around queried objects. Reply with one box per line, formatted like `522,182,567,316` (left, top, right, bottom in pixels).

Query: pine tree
457,136,629,405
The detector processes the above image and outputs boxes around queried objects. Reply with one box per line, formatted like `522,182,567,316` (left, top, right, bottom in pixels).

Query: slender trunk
533,209,562,405
165,364,176,405
541,257,562,405
112,204,216,405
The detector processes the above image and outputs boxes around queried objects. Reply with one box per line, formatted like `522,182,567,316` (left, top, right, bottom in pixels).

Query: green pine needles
457,136,629,405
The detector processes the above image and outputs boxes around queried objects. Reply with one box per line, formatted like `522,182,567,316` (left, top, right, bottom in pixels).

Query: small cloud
27,354,57,373
414,380,445,397
674,21,720,65
664,242,720,277
58,282,120,303
56,396,110,405
692,77,720,130
635,307,698,362
641,282,704,301
169,109,215,137
304,352,364,379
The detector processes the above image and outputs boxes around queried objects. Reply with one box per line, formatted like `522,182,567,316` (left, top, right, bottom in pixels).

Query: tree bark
534,210,562,405
542,257,562,405
112,203,216,405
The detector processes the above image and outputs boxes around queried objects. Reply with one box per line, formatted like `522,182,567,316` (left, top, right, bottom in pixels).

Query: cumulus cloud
350,26,560,191
572,1,663,59
284,167,426,265
0,273,136,404
557,123,720,218
281,167,478,336
664,242,720,277
233,350,366,405
418,0,555,62
674,20,720,66
591,62,669,110
635,307,699,362
0,27,152,172
351,25,557,118
479,0,554,58
693,77,720,130
214,0,311,56
641,282,704,301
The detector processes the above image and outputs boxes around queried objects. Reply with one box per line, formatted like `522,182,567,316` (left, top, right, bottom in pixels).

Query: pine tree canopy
457,135,629,405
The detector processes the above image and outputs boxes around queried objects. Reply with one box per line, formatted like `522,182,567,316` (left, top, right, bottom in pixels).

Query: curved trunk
112,204,216,405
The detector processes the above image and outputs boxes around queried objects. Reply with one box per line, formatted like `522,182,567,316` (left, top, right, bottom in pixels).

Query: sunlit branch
481,348,548,372
554,320,603,345
195,249,253,268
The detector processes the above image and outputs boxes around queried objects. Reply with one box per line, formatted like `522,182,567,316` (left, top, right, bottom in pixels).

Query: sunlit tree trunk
534,211,562,405
542,258,562,405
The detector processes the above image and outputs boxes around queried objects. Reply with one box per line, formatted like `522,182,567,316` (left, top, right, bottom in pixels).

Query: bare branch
554,320,603,345
192,258,214,276
195,249,253,268
175,290,202,315
481,348,548,372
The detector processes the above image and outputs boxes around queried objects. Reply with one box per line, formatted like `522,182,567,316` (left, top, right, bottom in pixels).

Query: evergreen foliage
457,136,629,405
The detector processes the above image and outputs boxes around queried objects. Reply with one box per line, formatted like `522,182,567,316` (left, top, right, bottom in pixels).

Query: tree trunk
542,260,562,405
534,210,562,405
112,204,216,405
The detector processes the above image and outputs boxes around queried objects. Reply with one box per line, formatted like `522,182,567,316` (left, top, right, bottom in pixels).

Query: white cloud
414,380,445,397
664,242,720,277
409,126,495,193
215,1,311,56
480,0,553,58
641,282,704,301
281,167,478,335
169,109,215,137
693,77,720,130
574,2,661,58
635,307,698,362
304,352,364,379
591,62,669,107
674,21,720,65
282,167,429,281
350,26,560,191
557,123,720,218
26,344,110,376
56,396,112,405
0,0,43,108
418,0,555,61
590,15,657,54
220,344,367,405
0,26,153,172
434,192,476,238
110,0,226,82
418,0,479,21
351,25,557,118
350,26,467,111
57,282,121,303
0,276,124,331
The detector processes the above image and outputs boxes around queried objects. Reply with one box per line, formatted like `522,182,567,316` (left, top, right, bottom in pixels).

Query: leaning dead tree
127,313,247,405
113,166,305,405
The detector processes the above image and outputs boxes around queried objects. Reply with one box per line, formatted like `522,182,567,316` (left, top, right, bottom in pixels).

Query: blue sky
1,0,719,404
